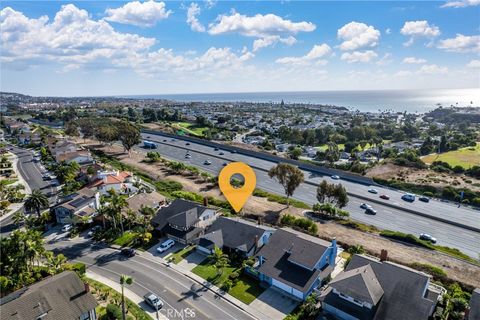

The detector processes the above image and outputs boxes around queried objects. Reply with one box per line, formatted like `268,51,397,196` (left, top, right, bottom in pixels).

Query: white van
157,239,175,253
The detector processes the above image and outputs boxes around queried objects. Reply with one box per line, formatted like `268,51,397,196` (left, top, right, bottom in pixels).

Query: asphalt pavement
0,146,57,237
139,132,480,259
45,233,256,320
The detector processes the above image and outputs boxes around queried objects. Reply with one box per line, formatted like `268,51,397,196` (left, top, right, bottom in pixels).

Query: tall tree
24,189,49,217
118,122,141,156
12,210,26,227
208,247,229,276
316,180,349,208
119,275,134,320
268,163,304,207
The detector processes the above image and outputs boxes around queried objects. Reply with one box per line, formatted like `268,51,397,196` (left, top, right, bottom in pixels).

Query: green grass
192,260,264,304
421,142,480,169
85,278,150,320
170,121,209,137
168,245,196,264
113,231,138,247
253,189,311,209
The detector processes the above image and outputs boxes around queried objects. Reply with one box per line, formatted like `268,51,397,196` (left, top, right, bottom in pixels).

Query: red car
380,194,390,200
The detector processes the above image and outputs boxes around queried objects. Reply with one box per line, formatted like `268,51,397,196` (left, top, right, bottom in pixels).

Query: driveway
249,287,299,319
177,251,207,271
146,237,185,258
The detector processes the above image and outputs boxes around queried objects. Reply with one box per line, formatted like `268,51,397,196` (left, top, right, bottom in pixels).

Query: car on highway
146,136,151,139
204,160,212,165
368,188,378,194
365,207,377,215
402,193,416,202
185,154,192,159
144,293,163,310
419,196,430,203
223,162,228,166
186,142,190,145
157,239,175,253
419,233,437,243
163,139,167,142
331,175,340,180
380,194,390,200
231,150,237,154
214,147,219,151
219,152,224,155
360,203,372,210
61,224,73,232
171,139,175,141
121,248,136,257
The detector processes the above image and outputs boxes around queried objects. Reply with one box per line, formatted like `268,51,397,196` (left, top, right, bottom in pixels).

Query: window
79,312,91,320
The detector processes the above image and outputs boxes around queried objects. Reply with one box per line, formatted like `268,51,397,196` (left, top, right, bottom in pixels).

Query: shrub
154,180,183,194
380,230,434,249
64,262,86,276
170,191,203,202
222,279,233,291
409,262,447,278
281,214,318,235
106,304,122,320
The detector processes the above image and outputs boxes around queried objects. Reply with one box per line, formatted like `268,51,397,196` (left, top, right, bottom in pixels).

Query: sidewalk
86,271,167,320
139,248,277,320
0,152,31,222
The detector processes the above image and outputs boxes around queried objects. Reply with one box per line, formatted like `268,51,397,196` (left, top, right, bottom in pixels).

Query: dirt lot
79,139,480,289
366,162,480,192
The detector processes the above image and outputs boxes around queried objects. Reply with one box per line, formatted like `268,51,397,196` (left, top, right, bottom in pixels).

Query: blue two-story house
253,227,337,301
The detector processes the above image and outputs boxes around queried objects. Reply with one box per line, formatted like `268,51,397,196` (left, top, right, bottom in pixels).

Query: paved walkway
87,271,167,320
140,249,296,320
177,251,206,271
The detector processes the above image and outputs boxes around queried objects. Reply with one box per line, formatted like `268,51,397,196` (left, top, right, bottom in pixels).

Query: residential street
0,146,57,237
45,234,257,320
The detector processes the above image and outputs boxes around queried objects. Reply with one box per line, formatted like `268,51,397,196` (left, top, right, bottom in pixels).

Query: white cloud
187,3,205,32
418,64,448,74
376,53,393,66
340,50,378,63
276,44,331,65
0,5,155,68
437,34,480,53
337,21,381,51
394,70,413,77
441,0,480,8
403,57,427,64
385,28,391,35
205,0,217,9
104,0,171,27
466,59,480,68
208,12,314,51
400,20,440,46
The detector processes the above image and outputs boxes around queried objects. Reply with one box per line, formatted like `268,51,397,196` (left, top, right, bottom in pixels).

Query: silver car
144,293,163,310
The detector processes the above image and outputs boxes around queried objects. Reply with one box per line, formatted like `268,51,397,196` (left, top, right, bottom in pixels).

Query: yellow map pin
218,162,256,213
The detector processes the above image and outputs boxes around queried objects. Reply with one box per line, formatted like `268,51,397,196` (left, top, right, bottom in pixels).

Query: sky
1,0,479,96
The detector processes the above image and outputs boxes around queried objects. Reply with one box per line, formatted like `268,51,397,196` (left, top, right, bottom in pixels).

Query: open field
172,122,209,136
421,142,480,169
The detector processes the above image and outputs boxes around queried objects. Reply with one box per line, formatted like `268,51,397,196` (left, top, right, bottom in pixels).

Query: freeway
46,235,255,320
0,146,57,237
139,131,480,259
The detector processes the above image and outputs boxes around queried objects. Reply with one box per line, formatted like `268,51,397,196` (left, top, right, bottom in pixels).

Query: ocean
124,88,479,113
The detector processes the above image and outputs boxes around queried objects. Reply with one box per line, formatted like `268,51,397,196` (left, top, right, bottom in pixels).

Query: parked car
365,208,377,215
419,233,437,243
144,293,163,310
380,194,390,200
331,175,340,180
368,188,378,194
61,224,73,232
121,248,136,257
87,226,102,237
204,160,212,165
157,239,175,253
419,196,430,203
360,203,372,210
402,193,416,202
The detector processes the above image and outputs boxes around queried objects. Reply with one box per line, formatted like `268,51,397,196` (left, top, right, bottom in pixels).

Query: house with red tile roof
88,170,137,195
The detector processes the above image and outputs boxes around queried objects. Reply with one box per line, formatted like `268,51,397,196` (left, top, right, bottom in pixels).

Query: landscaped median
191,259,265,304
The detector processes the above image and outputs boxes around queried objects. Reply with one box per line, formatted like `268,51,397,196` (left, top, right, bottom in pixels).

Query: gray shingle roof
199,216,274,254
0,271,97,320
151,199,210,230
256,228,333,294
323,254,437,320
329,264,384,305
469,288,480,320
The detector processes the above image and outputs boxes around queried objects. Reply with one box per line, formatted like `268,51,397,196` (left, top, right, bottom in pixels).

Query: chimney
380,249,388,262
84,282,90,293
203,197,208,207
253,235,259,252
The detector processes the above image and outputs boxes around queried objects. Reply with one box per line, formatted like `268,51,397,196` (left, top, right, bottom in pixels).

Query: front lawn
168,245,196,264
112,231,138,247
192,259,265,304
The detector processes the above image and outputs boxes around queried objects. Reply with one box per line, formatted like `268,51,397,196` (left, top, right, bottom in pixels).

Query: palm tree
108,190,128,233
119,275,133,320
208,247,229,276
44,251,67,275
12,210,25,227
24,189,49,217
